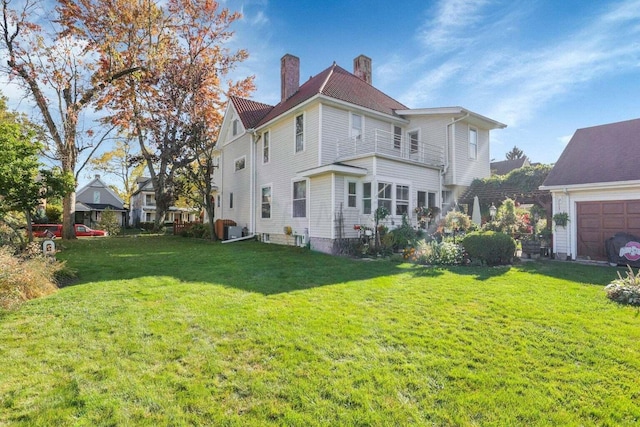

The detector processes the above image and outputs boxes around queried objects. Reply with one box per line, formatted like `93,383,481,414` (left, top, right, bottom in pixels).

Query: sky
224,0,640,165
3,0,639,188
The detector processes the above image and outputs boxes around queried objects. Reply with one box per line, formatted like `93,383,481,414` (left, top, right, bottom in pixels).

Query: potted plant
552,212,569,227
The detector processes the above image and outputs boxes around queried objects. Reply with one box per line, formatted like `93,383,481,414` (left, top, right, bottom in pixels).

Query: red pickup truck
32,224,108,238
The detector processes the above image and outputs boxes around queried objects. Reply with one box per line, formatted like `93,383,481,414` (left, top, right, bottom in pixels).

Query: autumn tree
506,146,525,160
88,138,146,203
0,0,152,239
101,0,253,231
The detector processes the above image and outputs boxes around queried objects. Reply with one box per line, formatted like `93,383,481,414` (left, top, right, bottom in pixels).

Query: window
217,195,220,208
377,182,392,212
363,182,371,214
409,130,419,154
394,126,402,150
93,191,101,203
469,128,478,159
428,192,437,208
145,194,155,206
261,186,271,219
295,114,304,153
232,119,239,136
263,131,270,164
235,156,246,172
347,182,357,208
417,191,426,209
396,185,409,215
351,114,362,140
229,192,234,209
293,180,306,217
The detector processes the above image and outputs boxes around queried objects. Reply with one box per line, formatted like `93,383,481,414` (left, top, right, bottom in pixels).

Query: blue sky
226,0,640,164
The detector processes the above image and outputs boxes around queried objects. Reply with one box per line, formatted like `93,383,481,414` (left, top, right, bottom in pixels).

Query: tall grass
0,246,61,310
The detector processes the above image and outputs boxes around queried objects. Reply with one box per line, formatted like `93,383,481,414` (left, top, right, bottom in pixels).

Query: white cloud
558,135,572,145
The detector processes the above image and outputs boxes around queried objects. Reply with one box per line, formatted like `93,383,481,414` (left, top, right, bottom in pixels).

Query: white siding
451,122,491,187
220,134,252,228
309,174,334,238
320,105,349,165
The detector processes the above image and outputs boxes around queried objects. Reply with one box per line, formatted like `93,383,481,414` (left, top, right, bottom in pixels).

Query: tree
506,146,525,160
0,100,74,243
100,0,254,231
88,138,146,203
0,0,152,239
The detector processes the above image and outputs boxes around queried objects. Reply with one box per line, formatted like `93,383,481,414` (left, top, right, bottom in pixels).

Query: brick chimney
281,54,300,102
353,54,372,85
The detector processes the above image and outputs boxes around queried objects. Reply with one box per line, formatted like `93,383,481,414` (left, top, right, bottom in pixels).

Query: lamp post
489,203,497,221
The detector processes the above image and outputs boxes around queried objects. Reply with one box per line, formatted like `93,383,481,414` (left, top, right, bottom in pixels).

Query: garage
577,200,640,260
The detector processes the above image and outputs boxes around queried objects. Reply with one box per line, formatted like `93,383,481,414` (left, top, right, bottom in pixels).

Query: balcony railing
336,129,444,168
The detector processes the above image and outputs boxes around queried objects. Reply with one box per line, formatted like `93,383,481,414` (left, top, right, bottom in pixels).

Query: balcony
336,129,444,168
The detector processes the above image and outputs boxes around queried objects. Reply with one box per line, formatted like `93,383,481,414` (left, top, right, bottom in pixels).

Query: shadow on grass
55,236,408,295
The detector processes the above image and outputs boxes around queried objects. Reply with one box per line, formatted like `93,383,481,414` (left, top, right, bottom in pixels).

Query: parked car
32,224,108,238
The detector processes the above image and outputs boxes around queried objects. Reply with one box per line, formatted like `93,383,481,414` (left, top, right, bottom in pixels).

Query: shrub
404,240,464,266
0,246,61,310
388,214,417,250
45,204,63,223
605,266,640,306
97,208,121,236
462,231,516,266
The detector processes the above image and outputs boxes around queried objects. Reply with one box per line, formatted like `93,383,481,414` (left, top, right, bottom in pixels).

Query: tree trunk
62,192,77,239
206,195,216,240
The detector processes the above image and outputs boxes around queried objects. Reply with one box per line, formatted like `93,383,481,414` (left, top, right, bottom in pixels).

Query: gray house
75,175,127,227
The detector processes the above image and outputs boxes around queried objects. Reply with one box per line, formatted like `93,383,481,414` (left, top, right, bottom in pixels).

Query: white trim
298,163,367,178
395,107,507,129
540,180,640,191
291,178,309,218
318,104,323,167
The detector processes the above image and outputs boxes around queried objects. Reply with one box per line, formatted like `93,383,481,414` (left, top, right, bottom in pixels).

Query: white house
129,177,199,227
540,118,640,261
75,175,127,227
212,54,506,253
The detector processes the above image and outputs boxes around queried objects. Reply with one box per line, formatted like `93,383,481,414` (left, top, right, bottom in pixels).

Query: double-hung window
293,180,306,217
409,130,419,154
261,185,271,219
396,185,409,215
295,114,304,153
347,182,357,208
351,114,362,140
263,131,270,164
469,128,478,159
377,182,392,212
394,126,402,150
362,182,372,214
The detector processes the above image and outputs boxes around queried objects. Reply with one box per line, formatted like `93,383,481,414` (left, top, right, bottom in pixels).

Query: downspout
249,129,258,235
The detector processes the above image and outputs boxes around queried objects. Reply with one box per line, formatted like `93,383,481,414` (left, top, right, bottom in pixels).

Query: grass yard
1,236,638,426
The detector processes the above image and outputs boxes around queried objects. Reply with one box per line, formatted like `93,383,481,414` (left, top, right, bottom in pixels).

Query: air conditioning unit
227,226,243,239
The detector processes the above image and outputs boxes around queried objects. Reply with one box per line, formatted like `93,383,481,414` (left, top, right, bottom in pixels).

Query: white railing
336,129,444,167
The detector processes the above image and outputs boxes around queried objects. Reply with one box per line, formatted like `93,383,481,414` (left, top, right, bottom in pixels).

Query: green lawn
1,236,638,426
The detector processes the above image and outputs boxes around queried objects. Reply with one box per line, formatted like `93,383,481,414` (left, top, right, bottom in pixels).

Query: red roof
543,118,640,187
230,62,408,129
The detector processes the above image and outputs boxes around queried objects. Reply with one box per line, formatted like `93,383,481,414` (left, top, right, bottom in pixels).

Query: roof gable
543,118,640,187
230,96,273,129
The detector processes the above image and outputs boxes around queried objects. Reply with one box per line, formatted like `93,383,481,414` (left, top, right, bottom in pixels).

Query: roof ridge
318,62,337,94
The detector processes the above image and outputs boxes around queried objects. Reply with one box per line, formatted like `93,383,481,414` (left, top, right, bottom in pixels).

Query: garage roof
542,118,640,188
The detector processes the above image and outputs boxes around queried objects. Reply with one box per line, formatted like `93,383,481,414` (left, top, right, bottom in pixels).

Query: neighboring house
540,118,640,261
129,177,199,226
212,54,506,253
490,157,530,176
75,175,127,227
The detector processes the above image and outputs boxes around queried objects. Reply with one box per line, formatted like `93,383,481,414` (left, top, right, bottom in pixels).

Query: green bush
97,208,121,236
388,214,417,251
403,240,464,266
462,231,516,266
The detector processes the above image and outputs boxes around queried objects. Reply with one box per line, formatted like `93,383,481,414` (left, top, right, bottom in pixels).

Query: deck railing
336,129,444,167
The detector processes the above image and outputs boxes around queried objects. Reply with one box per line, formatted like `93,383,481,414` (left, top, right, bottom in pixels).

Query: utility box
227,226,243,240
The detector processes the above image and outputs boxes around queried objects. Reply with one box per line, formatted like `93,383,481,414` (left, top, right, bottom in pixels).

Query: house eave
540,179,640,192
396,107,507,130
298,163,368,178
